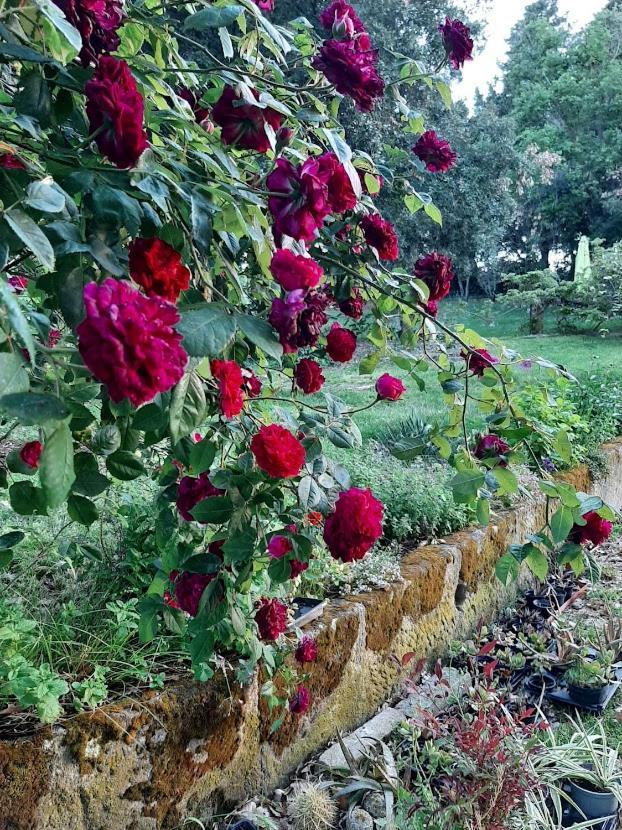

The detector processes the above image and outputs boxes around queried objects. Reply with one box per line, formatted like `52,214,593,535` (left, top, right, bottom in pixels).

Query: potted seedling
534,717,622,824
564,650,614,708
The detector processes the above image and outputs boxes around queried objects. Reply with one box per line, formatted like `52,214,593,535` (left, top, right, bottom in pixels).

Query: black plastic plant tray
544,667,622,714
562,807,618,829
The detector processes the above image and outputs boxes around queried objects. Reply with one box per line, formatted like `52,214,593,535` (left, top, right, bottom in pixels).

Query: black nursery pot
533,597,553,617
523,590,537,608
566,681,609,708
567,779,619,820
526,672,556,694
229,822,258,830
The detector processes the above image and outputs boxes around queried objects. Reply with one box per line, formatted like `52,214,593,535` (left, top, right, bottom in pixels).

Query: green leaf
404,194,424,214
4,208,55,272
424,203,442,226
169,371,207,444
67,494,99,526
178,305,236,357
40,422,75,508
476,498,490,526
36,0,82,49
451,470,485,504
492,466,518,495
359,352,380,375
222,527,257,564
555,430,572,464
91,185,142,236
0,531,25,550
235,314,283,360
189,630,215,668
435,79,452,109
0,353,29,395
190,495,233,524
0,393,68,425
190,439,216,475
25,179,65,213
0,282,36,363
9,481,48,516
106,451,145,481
550,505,575,544
138,596,161,643
72,453,110,497
298,476,321,509
524,547,549,580
185,5,243,29
495,553,520,585
538,480,559,498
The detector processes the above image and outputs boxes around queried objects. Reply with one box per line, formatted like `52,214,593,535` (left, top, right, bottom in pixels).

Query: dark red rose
414,253,455,304
85,56,148,169
251,424,306,479
242,368,262,399
423,300,439,317
360,214,399,261
163,590,180,610
129,237,191,303
176,473,224,522
312,39,384,113
7,275,28,293
294,358,325,394
268,534,293,558
52,0,125,66
0,153,26,170
463,348,499,377
19,440,43,469
324,487,383,562
570,512,613,547
339,286,364,319
177,86,211,128
375,373,406,401
320,1,365,34
439,17,474,70
289,685,311,715
172,571,215,617
77,279,187,407
276,126,294,151
413,130,457,174
255,597,288,640
474,434,510,467
270,249,324,292
306,511,323,527
295,635,318,664
212,85,282,153
326,323,356,362
253,0,274,10
47,328,62,348
269,288,330,353
290,559,309,578
211,359,245,418
267,157,334,242
317,152,358,213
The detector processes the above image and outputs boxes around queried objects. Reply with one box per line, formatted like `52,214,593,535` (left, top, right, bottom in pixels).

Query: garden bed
1,440,621,830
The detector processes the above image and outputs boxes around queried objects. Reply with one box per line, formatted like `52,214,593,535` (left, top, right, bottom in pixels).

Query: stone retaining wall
2,440,621,830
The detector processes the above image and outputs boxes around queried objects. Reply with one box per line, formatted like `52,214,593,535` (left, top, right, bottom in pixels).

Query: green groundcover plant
0,0,616,722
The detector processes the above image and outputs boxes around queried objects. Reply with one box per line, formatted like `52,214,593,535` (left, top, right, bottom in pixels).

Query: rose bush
0,0,615,722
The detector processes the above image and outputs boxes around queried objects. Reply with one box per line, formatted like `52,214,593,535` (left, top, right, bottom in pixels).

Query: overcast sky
455,0,609,104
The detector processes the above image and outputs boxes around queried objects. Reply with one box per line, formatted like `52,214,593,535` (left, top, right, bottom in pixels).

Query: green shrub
568,373,622,448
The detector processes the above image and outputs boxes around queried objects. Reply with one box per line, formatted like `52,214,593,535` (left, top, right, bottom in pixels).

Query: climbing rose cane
76,278,187,407
129,237,190,303
324,487,384,562
250,424,306,479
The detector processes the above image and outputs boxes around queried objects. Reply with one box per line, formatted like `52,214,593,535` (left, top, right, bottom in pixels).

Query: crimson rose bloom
53,0,125,66
172,572,214,617
19,441,42,469
256,598,288,641
270,249,324,292
129,237,190,303
474,434,510,467
212,86,282,153
267,157,335,242
312,39,385,113
290,559,309,578
415,253,455,305
294,358,325,394
361,214,399,261
326,323,356,362
289,685,311,715
570,512,613,547
413,130,457,174
177,86,211,128
339,287,364,319
251,424,306,479
269,288,330,353
376,374,406,401
324,487,384,562
320,1,365,34
268,534,293,558
176,473,224,522
317,152,358,213
242,368,262,399
211,359,245,418
77,279,187,407
253,0,274,9
0,153,26,170
295,635,318,664
48,328,62,348
8,275,28,293
439,17,474,70
85,56,148,169
463,348,499,377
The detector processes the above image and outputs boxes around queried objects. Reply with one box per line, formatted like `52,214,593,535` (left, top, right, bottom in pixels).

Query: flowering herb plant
0,0,615,720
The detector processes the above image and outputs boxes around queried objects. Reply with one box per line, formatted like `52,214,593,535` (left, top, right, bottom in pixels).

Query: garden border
1,440,622,830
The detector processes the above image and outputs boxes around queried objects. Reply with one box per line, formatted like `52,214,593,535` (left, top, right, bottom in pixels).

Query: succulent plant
288,782,338,830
